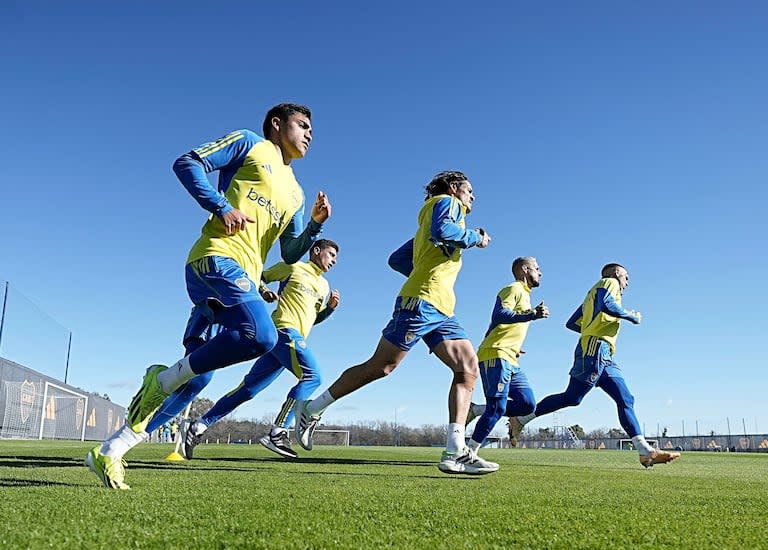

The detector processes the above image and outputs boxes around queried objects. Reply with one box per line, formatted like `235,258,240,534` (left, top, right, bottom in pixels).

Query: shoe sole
438,464,499,475
127,365,169,433
259,436,298,459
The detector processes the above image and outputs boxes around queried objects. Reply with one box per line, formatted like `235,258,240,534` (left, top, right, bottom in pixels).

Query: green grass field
1,441,765,549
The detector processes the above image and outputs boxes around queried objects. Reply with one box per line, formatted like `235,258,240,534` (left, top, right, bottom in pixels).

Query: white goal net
0,380,87,440
304,429,350,446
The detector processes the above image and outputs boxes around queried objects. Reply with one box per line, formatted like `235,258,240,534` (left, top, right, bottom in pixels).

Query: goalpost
1,380,88,440
620,438,658,450
39,381,88,441
302,429,350,446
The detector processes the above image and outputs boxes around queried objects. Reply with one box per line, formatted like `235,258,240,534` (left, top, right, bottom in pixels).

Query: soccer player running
183,239,341,459
86,103,332,489
510,263,680,468
465,257,549,452
295,171,498,475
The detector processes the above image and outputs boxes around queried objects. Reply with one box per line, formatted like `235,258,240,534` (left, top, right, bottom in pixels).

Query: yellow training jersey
398,195,473,316
263,261,329,339
579,277,623,354
185,131,305,283
477,281,533,366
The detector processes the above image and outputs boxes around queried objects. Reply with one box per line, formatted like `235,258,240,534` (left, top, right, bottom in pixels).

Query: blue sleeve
595,288,640,323
430,197,482,248
172,129,260,215
388,239,414,276
279,204,323,264
565,306,583,333
490,296,536,326
314,306,335,325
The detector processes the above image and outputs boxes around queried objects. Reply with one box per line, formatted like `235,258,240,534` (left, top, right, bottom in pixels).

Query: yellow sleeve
262,262,292,283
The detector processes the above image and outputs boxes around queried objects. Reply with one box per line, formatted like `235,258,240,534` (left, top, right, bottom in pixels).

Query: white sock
518,412,536,426
157,357,195,393
446,422,465,453
633,435,655,454
468,439,481,453
190,420,208,436
100,423,146,458
306,390,335,416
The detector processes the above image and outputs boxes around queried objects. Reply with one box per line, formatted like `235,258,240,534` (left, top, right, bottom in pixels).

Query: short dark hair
262,103,312,139
424,171,468,200
601,263,626,277
313,239,339,253
512,257,535,279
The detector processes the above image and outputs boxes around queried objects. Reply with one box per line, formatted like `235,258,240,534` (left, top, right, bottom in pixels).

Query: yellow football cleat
640,449,681,468
85,446,130,490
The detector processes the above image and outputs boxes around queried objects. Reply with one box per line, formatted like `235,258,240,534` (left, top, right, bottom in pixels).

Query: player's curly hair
262,103,312,139
424,171,468,200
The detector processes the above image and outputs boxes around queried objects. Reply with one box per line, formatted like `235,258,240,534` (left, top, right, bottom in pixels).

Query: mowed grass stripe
0,441,765,549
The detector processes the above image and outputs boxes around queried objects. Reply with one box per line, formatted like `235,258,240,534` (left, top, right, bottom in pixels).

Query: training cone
165,451,185,461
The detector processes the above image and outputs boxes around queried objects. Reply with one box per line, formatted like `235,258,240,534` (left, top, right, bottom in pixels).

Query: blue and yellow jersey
577,277,639,354
173,129,315,283
263,260,331,339
397,194,481,316
477,281,536,366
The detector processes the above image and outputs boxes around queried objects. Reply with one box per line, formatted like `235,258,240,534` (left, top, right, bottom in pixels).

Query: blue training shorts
185,256,262,320
569,337,615,387
479,357,528,399
381,296,468,352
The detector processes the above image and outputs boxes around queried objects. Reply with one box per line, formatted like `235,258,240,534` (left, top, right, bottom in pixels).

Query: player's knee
622,392,635,408
452,369,478,388
302,370,322,391
238,323,278,356
488,399,506,420
567,394,585,407
518,393,536,415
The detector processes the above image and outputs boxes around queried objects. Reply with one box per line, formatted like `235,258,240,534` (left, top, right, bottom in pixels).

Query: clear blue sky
1,2,766,437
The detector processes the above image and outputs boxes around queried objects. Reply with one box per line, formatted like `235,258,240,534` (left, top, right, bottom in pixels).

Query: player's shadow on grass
0,477,74,488
125,459,275,474
201,456,437,467
0,456,85,469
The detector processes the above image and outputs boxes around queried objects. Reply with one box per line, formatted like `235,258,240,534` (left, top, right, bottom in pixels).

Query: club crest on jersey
404,331,416,344
498,383,505,393
590,372,599,383
297,340,307,349
235,277,252,292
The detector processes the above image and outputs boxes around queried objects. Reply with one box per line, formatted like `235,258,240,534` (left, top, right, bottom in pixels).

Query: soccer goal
619,438,658,451
304,429,350,446
39,382,88,441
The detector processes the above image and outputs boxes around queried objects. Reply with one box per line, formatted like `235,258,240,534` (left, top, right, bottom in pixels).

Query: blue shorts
185,256,262,320
479,357,528,398
569,337,615,387
381,297,468,351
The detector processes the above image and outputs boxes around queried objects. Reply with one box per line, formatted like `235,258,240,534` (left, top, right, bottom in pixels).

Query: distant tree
662,427,668,438
190,397,215,420
586,428,608,439
607,427,627,438
536,427,554,440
